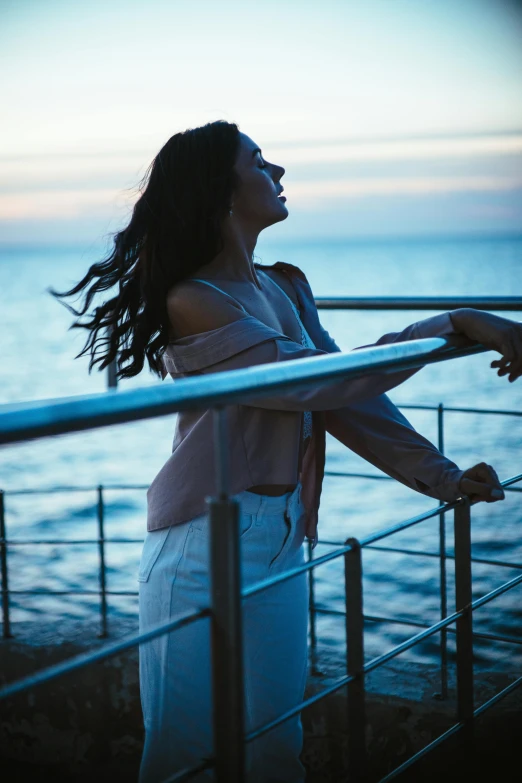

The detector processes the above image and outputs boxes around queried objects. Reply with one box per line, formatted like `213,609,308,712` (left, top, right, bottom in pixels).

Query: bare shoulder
166,280,244,340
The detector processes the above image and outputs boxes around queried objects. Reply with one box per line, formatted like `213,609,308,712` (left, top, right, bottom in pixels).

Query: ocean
0,235,521,671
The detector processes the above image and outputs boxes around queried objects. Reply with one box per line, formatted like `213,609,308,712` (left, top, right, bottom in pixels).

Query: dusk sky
1,0,522,245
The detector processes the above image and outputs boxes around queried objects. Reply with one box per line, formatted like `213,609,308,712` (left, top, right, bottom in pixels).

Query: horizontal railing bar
241,542,355,598
324,470,391,481
244,670,357,745
353,543,522,571
358,474,522,548
473,674,522,718
0,337,486,445
315,296,522,311
364,612,430,629
316,605,435,629
364,609,463,673
451,628,522,647
358,573,522,680
358,503,453,546
0,605,209,702
1,484,150,495
326,471,522,490
470,572,522,612
314,607,522,646
495,473,522,489
0,539,146,545
376,721,465,782
6,589,140,596
160,758,214,783
397,403,522,417
361,575,522,677
364,613,522,647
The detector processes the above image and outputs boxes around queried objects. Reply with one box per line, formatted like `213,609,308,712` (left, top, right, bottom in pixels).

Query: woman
49,120,521,782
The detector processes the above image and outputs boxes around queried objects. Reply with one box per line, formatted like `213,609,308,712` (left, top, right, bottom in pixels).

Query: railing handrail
0,335,486,445
314,296,522,311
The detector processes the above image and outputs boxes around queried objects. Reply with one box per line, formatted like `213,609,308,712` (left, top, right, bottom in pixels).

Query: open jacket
147,260,472,547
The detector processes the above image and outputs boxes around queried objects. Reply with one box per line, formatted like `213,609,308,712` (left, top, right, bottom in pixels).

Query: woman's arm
324,393,465,502
325,394,505,504
449,308,522,383
317,313,507,504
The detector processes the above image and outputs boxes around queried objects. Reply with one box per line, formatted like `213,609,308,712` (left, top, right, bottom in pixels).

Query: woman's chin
274,209,289,224
260,205,289,230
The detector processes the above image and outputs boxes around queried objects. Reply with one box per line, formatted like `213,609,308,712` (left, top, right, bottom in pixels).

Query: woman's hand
450,308,522,383
458,462,505,503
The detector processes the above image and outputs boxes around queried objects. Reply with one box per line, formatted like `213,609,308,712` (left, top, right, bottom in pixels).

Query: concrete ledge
1,620,520,782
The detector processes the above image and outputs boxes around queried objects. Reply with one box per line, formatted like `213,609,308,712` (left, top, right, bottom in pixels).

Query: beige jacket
147,261,469,546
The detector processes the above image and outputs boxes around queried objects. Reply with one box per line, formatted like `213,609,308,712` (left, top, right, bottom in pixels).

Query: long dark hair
48,119,241,380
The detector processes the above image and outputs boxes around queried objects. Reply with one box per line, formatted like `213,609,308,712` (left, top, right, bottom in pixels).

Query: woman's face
230,132,288,230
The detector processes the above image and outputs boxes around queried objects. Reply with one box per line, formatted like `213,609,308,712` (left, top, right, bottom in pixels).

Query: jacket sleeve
324,393,464,502
239,307,476,412
314,314,466,502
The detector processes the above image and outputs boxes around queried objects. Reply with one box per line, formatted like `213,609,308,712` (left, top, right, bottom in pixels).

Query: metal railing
1,308,521,781
1,401,521,693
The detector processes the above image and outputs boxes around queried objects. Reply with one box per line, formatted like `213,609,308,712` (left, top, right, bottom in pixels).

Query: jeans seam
268,508,292,569
164,525,195,663
137,526,171,582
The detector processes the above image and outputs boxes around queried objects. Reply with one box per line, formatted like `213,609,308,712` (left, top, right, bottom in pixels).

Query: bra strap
188,279,248,313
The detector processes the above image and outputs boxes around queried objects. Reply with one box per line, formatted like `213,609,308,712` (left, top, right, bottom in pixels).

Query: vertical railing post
307,539,319,675
96,484,108,638
210,405,245,782
454,495,474,742
0,490,13,639
345,537,368,781
106,322,118,389
436,402,448,700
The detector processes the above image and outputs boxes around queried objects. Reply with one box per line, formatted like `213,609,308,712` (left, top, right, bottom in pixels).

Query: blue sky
1,0,521,245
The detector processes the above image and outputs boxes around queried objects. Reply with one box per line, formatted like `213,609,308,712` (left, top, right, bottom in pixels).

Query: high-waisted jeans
137,482,309,783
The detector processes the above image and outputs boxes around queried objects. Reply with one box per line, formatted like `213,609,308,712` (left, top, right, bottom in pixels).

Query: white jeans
137,482,309,783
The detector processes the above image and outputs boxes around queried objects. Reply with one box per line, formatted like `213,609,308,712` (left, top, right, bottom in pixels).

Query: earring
229,208,233,216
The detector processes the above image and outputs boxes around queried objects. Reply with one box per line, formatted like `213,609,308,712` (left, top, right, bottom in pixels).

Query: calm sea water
0,235,521,670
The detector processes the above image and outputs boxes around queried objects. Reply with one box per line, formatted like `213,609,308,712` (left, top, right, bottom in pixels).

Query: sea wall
1,619,520,782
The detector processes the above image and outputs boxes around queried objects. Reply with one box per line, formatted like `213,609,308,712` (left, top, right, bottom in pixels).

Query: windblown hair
48,119,241,380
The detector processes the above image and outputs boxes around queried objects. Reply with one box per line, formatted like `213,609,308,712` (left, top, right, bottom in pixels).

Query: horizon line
1,231,521,254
